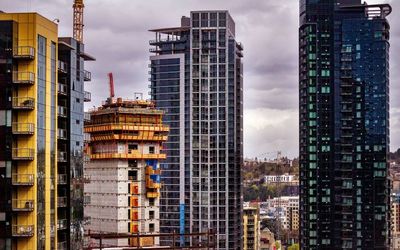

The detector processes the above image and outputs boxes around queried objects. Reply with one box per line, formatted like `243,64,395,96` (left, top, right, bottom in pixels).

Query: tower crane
73,0,84,42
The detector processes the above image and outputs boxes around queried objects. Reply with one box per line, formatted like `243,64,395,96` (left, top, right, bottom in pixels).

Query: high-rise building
243,205,260,250
84,98,169,248
57,37,94,250
0,13,58,250
0,12,93,250
149,10,243,249
299,1,391,249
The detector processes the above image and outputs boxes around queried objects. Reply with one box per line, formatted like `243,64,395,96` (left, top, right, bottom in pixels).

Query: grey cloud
1,0,399,157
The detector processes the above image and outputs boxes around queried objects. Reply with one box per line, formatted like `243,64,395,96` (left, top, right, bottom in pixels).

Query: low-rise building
243,204,261,250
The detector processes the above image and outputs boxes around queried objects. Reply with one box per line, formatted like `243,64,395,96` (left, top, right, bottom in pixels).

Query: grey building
149,10,243,249
58,37,94,250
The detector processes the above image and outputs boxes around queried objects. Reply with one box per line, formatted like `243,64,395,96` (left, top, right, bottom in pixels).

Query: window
321,70,330,77
128,170,137,181
309,70,316,77
149,210,155,219
149,223,155,232
128,144,138,153
149,146,155,154
149,198,155,206
321,86,330,93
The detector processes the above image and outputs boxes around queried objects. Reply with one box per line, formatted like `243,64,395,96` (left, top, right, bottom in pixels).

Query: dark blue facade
299,1,391,249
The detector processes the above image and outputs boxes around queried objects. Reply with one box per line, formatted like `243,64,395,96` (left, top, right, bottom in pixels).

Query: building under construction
84,97,169,248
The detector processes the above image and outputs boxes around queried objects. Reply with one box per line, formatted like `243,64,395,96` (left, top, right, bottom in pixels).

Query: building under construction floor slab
84,97,169,248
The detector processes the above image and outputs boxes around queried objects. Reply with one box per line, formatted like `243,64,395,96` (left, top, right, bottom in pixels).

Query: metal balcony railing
12,148,34,160
12,97,35,109
12,71,35,84
12,123,34,135
58,60,68,73
58,128,67,140
12,199,34,212
58,241,67,250
58,106,67,118
57,219,68,230
58,151,67,163
58,174,67,185
58,83,67,95
84,91,91,102
13,46,35,59
57,197,67,207
83,70,91,81
11,174,34,185
12,225,34,237
84,112,91,122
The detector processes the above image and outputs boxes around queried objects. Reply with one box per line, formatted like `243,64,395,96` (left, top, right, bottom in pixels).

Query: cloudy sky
2,0,399,158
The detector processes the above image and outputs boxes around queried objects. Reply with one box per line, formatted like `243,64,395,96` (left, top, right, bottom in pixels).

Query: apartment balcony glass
12,123,34,135
13,46,35,59
12,71,35,84
57,241,67,250
84,91,91,102
83,70,91,81
58,174,67,185
58,151,67,163
11,174,34,186
84,112,91,122
58,60,68,74
58,128,67,140
12,97,35,110
12,148,34,160
12,225,34,237
57,197,67,207
12,199,34,212
57,219,68,230
58,106,67,118
58,83,68,95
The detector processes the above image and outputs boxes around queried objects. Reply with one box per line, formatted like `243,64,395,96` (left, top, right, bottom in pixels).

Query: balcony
13,46,35,59
84,112,91,122
12,174,34,186
12,148,34,160
58,241,67,250
58,151,67,163
83,70,91,81
12,123,34,135
57,219,68,230
58,128,67,140
12,97,35,110
58,106,67,118
58,174,67,185
58,83,68,96
13,71,35,85
57,197,67,208
58,60,68,74
84,133,91,142
12,199,34,212
84,91,91,102
12,225,34,237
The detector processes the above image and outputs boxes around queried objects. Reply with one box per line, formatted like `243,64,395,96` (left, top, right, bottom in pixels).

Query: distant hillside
243,159,299,181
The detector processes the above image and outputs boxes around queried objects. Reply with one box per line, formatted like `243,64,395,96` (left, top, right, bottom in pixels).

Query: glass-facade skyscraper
299,1,391,249
149,10,243,250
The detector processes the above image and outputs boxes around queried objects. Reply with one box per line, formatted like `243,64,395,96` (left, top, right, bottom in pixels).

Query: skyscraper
149,10,243,249
0,12,93,250
299,1,391,249
0,13,59,250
